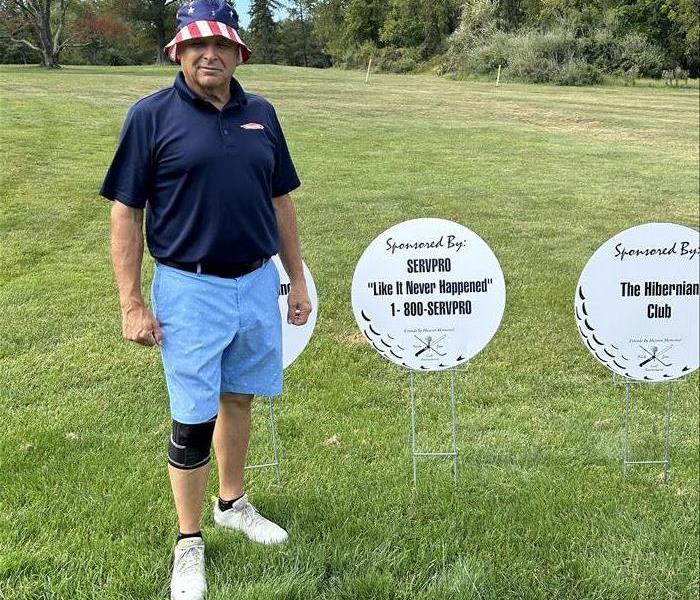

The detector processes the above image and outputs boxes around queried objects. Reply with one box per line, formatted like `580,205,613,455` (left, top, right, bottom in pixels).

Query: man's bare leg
212,392,288,544
213,392,252,500
169,463,210,534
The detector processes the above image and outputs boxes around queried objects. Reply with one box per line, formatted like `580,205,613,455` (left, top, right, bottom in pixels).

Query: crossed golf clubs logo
414,334,447,357
638,344,673,368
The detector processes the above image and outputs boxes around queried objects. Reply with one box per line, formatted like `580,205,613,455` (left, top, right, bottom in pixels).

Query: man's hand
111,202,160,346
121,302,163,346
287,283,312,326
271,193,311,325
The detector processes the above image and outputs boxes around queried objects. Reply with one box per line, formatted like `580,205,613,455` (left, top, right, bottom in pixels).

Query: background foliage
0,0,698,83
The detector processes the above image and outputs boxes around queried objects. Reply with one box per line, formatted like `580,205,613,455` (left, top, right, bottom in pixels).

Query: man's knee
220,392,253,408
167,417,217,470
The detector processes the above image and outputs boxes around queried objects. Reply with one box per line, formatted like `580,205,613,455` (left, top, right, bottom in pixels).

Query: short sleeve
269,107,301,198
99,104,154,208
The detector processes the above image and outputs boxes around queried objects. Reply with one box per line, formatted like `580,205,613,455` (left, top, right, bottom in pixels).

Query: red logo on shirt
240,122,265,130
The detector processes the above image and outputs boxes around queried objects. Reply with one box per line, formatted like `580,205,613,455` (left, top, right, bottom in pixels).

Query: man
100,2,312,599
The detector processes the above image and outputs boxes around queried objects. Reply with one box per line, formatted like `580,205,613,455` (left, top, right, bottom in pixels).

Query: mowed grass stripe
0,65,697,600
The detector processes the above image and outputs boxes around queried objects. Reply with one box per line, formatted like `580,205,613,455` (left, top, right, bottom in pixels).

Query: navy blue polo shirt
100,72,300,264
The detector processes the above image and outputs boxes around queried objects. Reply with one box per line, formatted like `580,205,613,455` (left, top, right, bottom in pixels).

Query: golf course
0,64,698,599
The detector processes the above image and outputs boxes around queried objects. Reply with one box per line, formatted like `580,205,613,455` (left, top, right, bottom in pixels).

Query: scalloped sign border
351,218,506,371
575,223,699,382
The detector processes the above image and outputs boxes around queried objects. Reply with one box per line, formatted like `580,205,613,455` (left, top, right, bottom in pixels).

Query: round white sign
575,223,699,381
272,256,318,369
351,218,506,371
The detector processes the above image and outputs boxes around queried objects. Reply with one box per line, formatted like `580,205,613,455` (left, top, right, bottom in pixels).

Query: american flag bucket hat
163,0,251,64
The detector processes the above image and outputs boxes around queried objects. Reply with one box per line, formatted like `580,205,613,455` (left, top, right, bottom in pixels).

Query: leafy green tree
248,0,280,63
2,0,82,68
116,0,177,64
286,0,315,66
605,0,697,73
0,23,34,63
276,14,331,66
381,0,460,55
494,0,524,29
380,0,425,48
65,0,153,65
660,0,699,72
311,0,347,60
343,0,388,45
420,0,461,54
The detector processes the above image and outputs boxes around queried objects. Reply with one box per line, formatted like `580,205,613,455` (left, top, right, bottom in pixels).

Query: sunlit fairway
0,64,698,600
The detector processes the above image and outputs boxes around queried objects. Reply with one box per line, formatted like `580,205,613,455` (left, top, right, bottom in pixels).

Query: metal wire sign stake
574,223,699,482
245,257,318,486
351,219,506,485
622,381,674,482
409,368,461,485
245,396,283,486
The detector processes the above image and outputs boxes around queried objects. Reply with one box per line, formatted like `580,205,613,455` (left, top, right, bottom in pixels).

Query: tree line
1,1,697,83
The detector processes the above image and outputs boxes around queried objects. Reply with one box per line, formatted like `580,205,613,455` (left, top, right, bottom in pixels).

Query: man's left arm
272,193,312,326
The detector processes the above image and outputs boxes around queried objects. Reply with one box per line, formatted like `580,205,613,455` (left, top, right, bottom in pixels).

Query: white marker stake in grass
575,223,699,382
365,58,372,84
351,218,506,371
272,256,318,369
496,64,501,86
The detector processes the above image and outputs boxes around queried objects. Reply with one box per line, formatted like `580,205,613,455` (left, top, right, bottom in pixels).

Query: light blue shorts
151,260,282,424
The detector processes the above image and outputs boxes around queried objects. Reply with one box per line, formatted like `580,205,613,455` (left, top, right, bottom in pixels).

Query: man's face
178,36,239,91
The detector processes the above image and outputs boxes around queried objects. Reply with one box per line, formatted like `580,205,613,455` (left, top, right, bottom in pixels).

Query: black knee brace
168,417,217,470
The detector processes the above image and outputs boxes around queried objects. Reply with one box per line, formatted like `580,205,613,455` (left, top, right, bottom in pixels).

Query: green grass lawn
0,64,698,600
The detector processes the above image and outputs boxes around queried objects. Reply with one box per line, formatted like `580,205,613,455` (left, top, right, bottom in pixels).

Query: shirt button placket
220,112,236,151
219,113,229,138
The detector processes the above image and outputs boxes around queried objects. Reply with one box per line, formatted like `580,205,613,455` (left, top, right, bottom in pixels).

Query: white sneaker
213,494,288,545
171,537,207,600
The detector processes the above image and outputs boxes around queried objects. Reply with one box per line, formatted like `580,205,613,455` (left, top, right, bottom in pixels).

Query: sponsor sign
272,256,318,369
575,223,699,381
351,218,506,371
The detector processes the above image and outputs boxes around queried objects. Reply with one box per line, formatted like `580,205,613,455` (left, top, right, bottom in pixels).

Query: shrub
462,30,511,72
616,32,666,77
335,42,421,74
506,27,579,79
446,0,499,71
335,41,378,69
446,13,660,85
555,57,604,85
374,46,422,73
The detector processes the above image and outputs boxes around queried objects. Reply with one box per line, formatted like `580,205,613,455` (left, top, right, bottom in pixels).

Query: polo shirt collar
174,71,248,111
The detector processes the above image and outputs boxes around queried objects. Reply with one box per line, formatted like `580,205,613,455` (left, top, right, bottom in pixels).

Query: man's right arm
111,201,162,347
